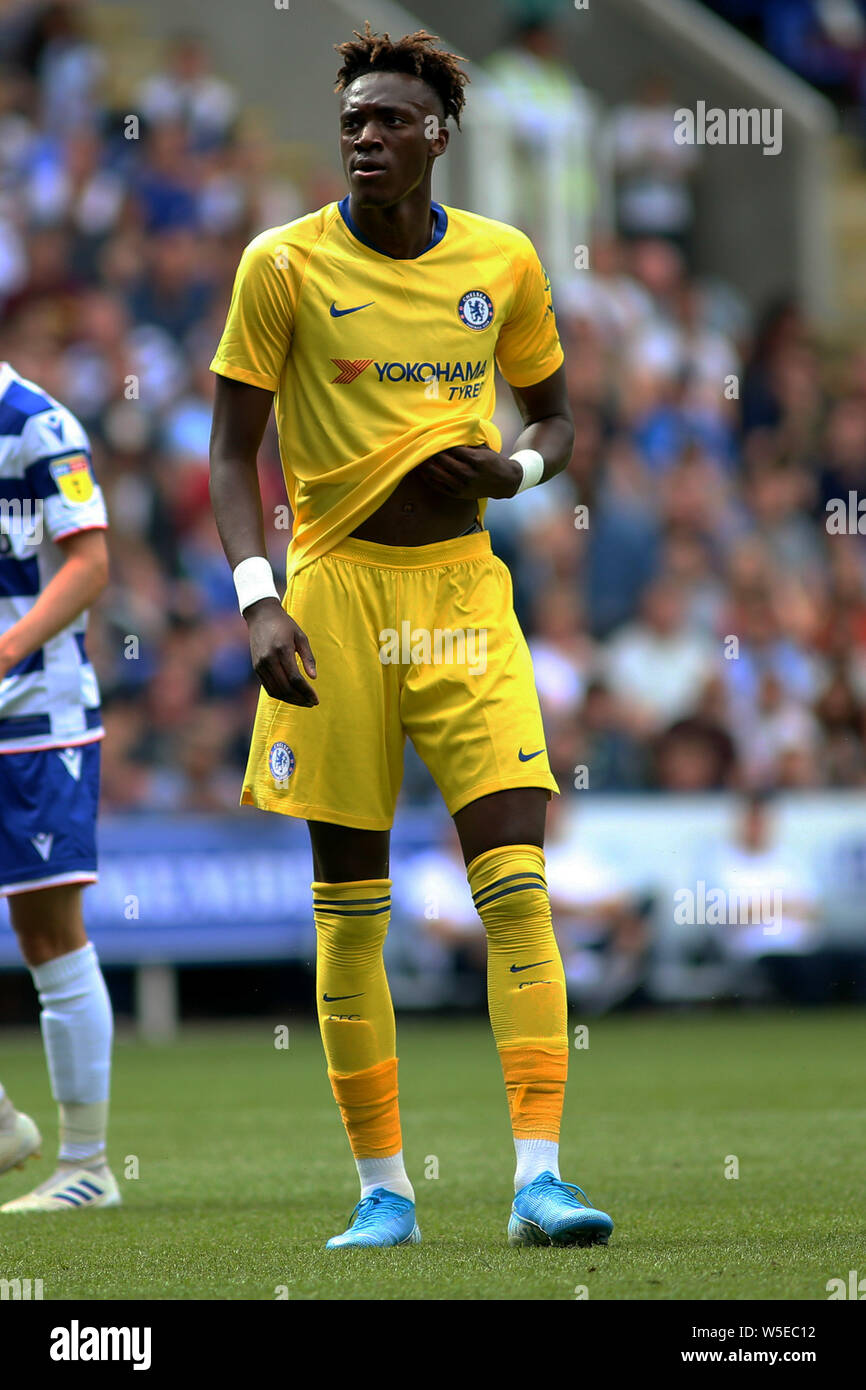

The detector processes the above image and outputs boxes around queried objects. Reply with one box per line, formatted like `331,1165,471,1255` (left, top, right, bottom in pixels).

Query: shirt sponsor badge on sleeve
49,453,95,504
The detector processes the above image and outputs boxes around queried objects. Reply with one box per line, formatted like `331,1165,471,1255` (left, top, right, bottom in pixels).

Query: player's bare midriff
348,465,480,545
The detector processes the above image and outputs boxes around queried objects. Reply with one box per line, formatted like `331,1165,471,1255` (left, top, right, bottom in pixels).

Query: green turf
0,1011,863,1300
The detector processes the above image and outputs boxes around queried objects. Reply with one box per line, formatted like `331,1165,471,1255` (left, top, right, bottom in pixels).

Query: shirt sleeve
210,231,295,392
21,406,108,542
495,236,564,389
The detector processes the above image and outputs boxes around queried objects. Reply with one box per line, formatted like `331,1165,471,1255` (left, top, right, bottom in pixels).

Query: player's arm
418,238,572,500
507,362,574,481
417,363,573,499
209,374,318,707
0,530,109,680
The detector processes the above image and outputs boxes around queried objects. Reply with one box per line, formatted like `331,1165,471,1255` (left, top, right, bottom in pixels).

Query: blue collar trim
338,196,447,259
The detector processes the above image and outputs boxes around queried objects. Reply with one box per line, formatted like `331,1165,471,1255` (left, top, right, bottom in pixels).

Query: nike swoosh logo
518,747,544,762
510,960,553,973
330,301,374,317
322,993,364,1002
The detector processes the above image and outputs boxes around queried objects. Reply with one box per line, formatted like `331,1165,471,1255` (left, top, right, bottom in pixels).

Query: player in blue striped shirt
0,361,120,1213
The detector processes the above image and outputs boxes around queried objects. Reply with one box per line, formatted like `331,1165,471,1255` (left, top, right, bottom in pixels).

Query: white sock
0,1088,13,1130
30,942,113,1165
514,1138,560,1191
0,1081,5,1103
56,1102,110,1168
356,1151,414,1202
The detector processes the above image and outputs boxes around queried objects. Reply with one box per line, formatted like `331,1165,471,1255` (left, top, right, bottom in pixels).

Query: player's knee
8,888,88,966
11,924,89,969
314,914,389,967
472,882,554,953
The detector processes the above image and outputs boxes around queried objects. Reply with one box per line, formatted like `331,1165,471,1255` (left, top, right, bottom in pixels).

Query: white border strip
1,871,98,897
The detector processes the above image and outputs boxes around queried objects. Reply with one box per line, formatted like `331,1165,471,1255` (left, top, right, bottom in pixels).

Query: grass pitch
0,1011,862,1300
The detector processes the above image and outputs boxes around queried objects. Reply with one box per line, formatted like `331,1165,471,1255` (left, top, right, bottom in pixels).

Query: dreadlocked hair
334,21,469,127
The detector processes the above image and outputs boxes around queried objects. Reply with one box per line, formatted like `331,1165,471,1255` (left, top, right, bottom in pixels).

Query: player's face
339,71,446,207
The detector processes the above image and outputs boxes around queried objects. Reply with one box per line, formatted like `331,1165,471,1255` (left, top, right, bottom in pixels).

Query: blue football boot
326,1187,421,1249
508,1172,613,1247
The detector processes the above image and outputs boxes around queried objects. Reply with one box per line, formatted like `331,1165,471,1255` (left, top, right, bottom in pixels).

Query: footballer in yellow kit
209,23,614,1251
213,194,561,827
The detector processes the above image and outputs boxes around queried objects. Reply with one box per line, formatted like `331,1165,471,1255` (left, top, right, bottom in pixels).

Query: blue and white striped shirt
0,362,108,753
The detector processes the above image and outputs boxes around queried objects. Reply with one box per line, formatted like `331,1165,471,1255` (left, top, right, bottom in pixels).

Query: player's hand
416,445,522,500
244,599,318,706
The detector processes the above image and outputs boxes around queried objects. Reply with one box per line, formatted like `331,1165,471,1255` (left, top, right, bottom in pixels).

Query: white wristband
510,448,545,493
233,556,279,614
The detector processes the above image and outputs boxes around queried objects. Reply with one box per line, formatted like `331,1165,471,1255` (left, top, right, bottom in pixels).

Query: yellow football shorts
241,530,558,830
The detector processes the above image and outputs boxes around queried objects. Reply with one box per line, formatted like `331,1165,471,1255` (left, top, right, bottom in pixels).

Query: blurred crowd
708,0,866,136
2,0,866,812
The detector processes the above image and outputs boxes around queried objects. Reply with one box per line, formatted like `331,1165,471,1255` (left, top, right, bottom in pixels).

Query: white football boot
1,1161,121,1214
0,1098,41,1177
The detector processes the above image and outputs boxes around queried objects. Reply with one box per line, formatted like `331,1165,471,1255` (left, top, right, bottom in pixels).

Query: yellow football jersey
210,198,563,577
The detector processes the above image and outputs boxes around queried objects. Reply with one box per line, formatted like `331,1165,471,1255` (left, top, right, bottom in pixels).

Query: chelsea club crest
458,290,494,330
268,741,295,783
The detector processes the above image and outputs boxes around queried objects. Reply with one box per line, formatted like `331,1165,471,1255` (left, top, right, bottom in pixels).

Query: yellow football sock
313,879,402,1158
467,844,569,1141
